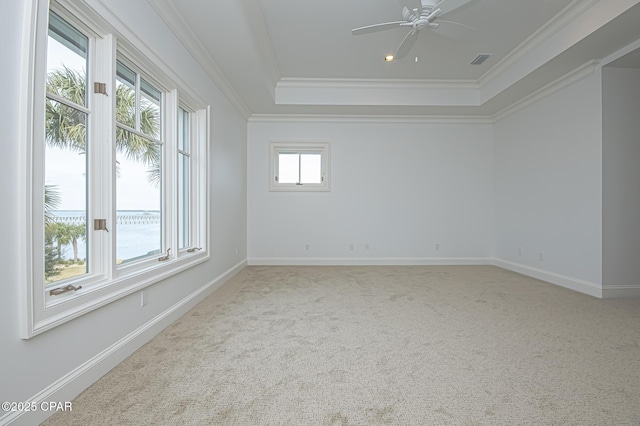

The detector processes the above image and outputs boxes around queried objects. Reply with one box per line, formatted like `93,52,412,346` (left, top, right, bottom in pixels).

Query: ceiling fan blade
351,21,408,36
433,19,476,40
395,30,419,59
437,19,475,31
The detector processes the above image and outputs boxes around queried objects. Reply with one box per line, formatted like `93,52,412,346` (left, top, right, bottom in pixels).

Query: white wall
248,120,494,263
602,66,640,292
0,1,246,424
493,71,603,294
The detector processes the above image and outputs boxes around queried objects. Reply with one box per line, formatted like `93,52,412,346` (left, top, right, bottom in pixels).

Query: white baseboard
602,285,640,299
250,257,610,299
493,258,603,298
248,257,494,266
1,260,247,426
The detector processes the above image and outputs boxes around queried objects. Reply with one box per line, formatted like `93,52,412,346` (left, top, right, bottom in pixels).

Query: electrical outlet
235,247,239,256
365,243,370,251
538,252,544,262
349,243,354,251
305,243,310,251
435,243,440,251
518,247,523,256
140,291,148,307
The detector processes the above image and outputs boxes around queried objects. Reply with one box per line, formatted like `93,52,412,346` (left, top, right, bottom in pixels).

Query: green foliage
47,221,87,264
114,82,161,185
48,221,71,261
68,223,86,263
45,67,87,153
46,67,161,184
44,184,61,227
44,237,60,280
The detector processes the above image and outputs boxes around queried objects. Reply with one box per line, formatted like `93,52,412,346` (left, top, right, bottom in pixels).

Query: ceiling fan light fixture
385,55,395,62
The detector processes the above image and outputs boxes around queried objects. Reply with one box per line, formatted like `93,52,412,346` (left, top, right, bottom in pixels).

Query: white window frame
19,0,210,338
269,141,331,192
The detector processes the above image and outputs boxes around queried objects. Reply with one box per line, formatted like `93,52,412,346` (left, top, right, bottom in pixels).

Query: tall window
44,11,89,284
115,61,163,263
23,4,209,338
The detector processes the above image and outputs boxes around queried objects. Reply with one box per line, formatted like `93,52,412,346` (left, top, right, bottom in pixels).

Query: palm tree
46,67,161,183
68,223,86,263
44,185,62,280
45,67,87,153
49,222,72,261
114,83,161,171
44,184,61,227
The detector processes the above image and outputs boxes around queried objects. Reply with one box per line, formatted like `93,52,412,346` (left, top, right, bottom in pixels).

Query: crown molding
239,0,281,95
478,0,601,89
271,0,607,110
147,0,252,120
492,60,599,122
275,77,480,107
248,114,492,124
253,58,599,124
64,0,207,110
277,78,479,90
601,36,640,67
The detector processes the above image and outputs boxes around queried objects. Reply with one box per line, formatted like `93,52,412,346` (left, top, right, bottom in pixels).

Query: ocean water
52,210,161,262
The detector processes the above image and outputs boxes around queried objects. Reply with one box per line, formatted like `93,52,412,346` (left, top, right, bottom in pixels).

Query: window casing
269,142,330,192
21,1,209,338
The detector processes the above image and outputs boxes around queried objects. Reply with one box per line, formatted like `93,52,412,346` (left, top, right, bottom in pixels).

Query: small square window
269,142,330,192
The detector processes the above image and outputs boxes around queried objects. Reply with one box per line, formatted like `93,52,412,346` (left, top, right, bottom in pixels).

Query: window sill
269,184,331,192
25,251,209,338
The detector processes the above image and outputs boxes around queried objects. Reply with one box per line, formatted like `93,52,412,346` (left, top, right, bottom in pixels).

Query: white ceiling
149,0,640,118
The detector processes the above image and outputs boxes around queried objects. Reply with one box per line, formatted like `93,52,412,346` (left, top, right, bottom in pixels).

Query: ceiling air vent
470,54,491,65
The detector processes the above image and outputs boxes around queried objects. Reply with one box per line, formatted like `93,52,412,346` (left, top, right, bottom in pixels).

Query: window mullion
115,123,163,145
192,108,208,250
45,93,91,115
92,33,116,280
134,74,141,132
164,89,178,258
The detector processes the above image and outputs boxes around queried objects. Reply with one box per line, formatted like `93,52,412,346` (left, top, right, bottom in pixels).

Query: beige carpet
43,266,640,425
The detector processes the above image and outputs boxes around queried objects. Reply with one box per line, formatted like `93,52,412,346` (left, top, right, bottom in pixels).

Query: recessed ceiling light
385,55,394,62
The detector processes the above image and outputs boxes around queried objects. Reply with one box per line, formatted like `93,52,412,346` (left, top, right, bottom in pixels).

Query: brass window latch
49,284,83,296
158,248,171,261
186,247,202,253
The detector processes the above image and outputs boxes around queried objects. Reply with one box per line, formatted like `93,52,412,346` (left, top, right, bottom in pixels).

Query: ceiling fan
351,0,474,60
